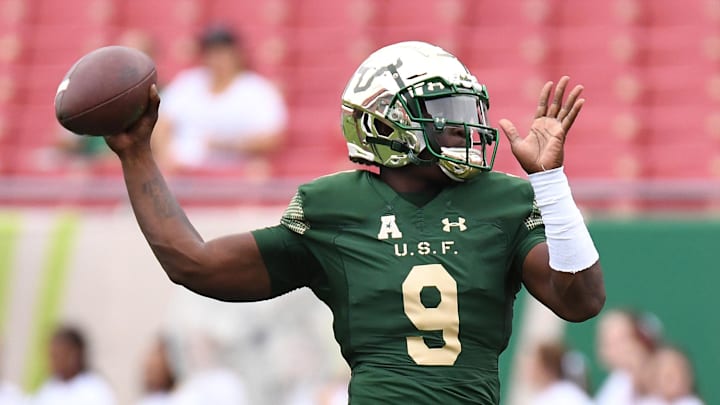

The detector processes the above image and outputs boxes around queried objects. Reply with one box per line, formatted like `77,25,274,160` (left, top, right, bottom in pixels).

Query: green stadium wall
513,219,719,404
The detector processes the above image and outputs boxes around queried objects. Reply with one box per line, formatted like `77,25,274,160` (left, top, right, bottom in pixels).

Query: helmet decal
353,58,404,93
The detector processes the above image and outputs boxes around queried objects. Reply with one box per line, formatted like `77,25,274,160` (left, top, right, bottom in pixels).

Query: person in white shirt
595,310,661,405
0,380,26,405
154,24,287,175
526,341,593,405
171,332,248,405
636,346,704,405
32,325,116,405
136,337,177,405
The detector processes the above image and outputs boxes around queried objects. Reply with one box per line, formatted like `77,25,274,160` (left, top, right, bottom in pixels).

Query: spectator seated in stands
525,341,593,405
136,336,177,405
636,345,705,405
171,331,249,405
32,324,116,405
153,24,287,177
595,309,663,405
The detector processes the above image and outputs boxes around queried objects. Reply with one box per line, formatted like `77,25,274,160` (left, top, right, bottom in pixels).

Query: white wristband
529,167,599,273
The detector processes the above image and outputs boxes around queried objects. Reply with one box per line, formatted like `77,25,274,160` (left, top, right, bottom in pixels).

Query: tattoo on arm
142,176,181,218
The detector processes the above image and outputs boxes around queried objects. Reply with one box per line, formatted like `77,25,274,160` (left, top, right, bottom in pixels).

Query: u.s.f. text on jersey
376,214,463,257
393,240,458,257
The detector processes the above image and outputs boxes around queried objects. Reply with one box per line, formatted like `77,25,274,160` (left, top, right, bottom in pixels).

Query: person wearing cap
153,25,287,176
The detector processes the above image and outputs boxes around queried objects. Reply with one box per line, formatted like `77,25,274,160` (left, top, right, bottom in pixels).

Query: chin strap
366,136,411,153
366,137,437,167
407,152,437,167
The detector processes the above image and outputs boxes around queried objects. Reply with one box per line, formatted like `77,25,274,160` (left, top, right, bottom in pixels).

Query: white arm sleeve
529,167,599,273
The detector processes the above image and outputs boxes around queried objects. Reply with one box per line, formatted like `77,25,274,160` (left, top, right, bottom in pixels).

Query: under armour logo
442,217,467,232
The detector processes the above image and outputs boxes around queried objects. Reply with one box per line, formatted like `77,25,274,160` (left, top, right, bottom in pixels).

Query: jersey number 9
402,264,461,366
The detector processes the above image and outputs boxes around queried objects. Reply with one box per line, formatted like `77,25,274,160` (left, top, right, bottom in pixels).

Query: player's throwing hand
104,85,161,158
498,76,585,174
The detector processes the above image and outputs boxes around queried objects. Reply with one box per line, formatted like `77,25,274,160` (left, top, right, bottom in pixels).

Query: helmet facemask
386,76,500,181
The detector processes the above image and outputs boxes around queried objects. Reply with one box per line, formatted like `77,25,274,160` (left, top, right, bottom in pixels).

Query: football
54,46,157,136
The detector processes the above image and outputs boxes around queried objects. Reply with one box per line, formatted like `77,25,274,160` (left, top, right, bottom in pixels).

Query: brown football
54,46,157,136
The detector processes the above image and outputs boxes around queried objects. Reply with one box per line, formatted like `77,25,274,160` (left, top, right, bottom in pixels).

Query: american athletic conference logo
442,217,467,232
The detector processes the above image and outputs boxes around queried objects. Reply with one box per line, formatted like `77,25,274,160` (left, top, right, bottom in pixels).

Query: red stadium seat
117,0,204,27
550,0,646,26
271,146,352,178
644,0,718,26
369,27,461,56
208,0,290,29
645,105,717,143
286,106,343,148
563,144,645,179
643,26,719,66
283,65,353,107
459,27,550,69
564,105,648,145
369,0,466,53
284,28,373,67
543,27,644,66
474,68,549,109
644,143,720,179
543,65,646,107
17,64,72,110
18,24,112,65
32,0,116,25
0,0,30,25
288,0,373,28
377,0,467,27
465,0,555,26
643,66,717,106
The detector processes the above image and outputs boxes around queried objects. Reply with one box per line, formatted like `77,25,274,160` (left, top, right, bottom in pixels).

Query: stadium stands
0,0,719,203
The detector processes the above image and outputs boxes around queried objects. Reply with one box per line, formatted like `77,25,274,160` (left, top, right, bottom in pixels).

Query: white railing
1,175,720,209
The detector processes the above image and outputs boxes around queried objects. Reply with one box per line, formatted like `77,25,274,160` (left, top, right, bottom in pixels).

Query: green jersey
252,170,545,404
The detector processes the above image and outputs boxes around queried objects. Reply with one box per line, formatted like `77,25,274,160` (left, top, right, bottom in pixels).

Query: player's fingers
139,84,161,127
547,76,570,118
562,98,585,134
499,119,521,144
125,85,160,135
557,84,584,121
148,84,160,113
534,81,553,119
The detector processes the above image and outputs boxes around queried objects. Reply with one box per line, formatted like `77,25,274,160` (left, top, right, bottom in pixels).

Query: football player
105,41,605,404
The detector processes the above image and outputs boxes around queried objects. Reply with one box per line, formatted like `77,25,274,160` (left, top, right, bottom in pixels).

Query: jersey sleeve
510,200,546,273
250,190,321,297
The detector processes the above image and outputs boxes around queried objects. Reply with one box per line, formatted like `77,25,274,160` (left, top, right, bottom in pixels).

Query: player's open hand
104,84,161,158
498,76,584,174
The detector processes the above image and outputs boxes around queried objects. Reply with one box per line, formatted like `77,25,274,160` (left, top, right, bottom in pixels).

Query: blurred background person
636,346,704,405
153,24,287,177
172,331,248,405
595,309,662,405
117,28,157,62
136,337,177,405
0,380,24,405
524,341,592,405
32,325,116,405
